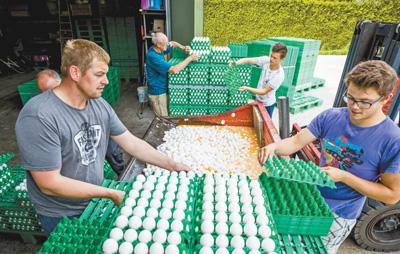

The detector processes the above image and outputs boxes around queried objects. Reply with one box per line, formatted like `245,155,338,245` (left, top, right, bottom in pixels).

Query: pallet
290,95,323,114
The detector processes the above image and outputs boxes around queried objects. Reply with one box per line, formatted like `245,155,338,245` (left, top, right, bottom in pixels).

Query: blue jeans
37,214,80,235
265,104,275,117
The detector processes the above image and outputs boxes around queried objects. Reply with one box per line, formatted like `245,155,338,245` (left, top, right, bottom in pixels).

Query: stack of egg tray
209,64,228,86
228,43,248,58
259,173,334,236
189,64,209,85
209,86,229,106
264,156,336,188
190,50,210,64
210,47,232,64
224,65,261,94
190,37,211,50
192,173,280,254
168,58,189,85
169,106,190,117
229,90,253,107
277,233,328,254
169,86,189,105
189,106,209,116
104,160,117,180
99,171,199,254
189,86,209,106
37,218,110,254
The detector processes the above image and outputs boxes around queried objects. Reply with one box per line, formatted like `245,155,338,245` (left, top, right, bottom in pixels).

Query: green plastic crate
17,80,40,105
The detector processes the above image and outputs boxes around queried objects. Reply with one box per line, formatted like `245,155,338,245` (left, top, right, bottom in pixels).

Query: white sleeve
255,56,270,67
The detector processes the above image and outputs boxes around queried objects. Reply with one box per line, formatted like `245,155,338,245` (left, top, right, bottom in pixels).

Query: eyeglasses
343,94,383,109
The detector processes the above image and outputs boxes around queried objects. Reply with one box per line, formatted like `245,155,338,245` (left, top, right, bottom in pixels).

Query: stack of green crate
228,43,248,58
169,85,189,105
190,37,211,50
168,58,188,85
106,17,139,81
289,93,323,114
75,19,108,50
102,66,121,107
189,64,209,85
17,80,40,105
210,46,231,64
189,86,209,106
190,50,210,63
209,86,229,106
209,64,228,86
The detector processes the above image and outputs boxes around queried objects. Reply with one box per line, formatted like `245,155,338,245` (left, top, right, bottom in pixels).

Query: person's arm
112,130,190,171
30,170,125,205
230,57,257,65
169,41,190,53
259,128,317,164
239,86,272,96
322,169,400,205
169,54,199,74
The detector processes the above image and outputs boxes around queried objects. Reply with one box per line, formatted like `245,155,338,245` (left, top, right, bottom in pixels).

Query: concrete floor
0,56,398,253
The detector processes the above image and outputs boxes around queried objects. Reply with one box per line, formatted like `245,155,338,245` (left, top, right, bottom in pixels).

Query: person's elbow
37,182,58,196
384,192,400,205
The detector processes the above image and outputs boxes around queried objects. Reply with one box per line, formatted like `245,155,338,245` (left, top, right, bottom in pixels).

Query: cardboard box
153,19,165,33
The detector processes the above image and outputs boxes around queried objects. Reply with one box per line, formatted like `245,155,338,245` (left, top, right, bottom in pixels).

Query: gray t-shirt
15,90,127,217
255,56,285,107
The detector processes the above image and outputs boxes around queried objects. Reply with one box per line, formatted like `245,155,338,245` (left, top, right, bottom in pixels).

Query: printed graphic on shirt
322,135,364,170
74,122,102,166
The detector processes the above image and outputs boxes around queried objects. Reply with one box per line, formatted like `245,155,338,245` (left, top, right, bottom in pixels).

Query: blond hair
60,39,110,76
345,60,398,97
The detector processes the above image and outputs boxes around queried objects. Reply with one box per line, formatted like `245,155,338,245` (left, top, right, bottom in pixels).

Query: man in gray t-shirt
231,43,287,117
15,39,190,235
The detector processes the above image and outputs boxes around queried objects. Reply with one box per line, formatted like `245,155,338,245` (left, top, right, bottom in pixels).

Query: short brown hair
60,39,110,76
272,43,287,59
345,60,398,97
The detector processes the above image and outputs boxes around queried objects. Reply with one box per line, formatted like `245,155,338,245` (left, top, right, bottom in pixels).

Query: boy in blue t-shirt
259,60,400,254
146,32,199,116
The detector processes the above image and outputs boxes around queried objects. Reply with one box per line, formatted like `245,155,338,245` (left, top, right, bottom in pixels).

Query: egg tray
259,174,334,236
190,38,211,51
0,153,15,165
264,156,336,188
104,161,117,180
277,233,327,254
37,218,109,254
192,175,280,252
192,244,272,254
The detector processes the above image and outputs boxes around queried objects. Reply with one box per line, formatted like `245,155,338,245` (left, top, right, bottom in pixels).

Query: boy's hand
322,166,348,182
229,61,236,66
239,86,249,91
258,143,277,165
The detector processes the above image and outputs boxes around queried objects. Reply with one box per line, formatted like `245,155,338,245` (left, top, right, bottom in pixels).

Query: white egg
123,228,138,243
173,209,185,221
137,197,149,208
157,218,170,230
133,206,146,218
132,181,142,191
153,229,167,243
228,203,240,213
153,190,164,200
229,213,241,224
163,199,174,209
128,189,139,199
170,177,179,184
199,246,214,254
120,206,133,217
143,217,156,231
128,216,142,229
165,191,176,200
167,184,178,193
143,181,154,191
150,242,164,254
215,211,228,223
156,183,166,191
262,238,276,253
241,203,253,214
215,186,226,194
202,201,214,211
201,220,214,234
249,251,261,254
202,210,214,221
243,213,255,224
165,244,179,254
115,215,128,229
240,195,251,204
244,223,257,237
253,196,264,206
175,200,187,210
246,236,260,250
215,193,227,203
215,222,228,235
203,193,214,202
258,225,272,238
203,184,214,193
232,248,245,254
102,238,118,254
230,223,243,236
171,219,183,232
231,235,245,248
216,234,229,248
200,233,214,247
150,198,161,209
255,205,266,215
215,202,227,212
228,195,239,203
138,229,152,243
256,214,269,226
177,191,188,201
119,241,133,254
146,207,159,218
141,190,152,199
124,197,136,207
160,208,172,220
109,227,123,241
167,231,181,245
134,242,148,254
216,247,229,254
136,174,146,182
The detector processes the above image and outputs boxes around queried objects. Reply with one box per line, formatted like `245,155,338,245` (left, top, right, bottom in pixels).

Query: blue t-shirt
145,46,172,95
308,108,400,219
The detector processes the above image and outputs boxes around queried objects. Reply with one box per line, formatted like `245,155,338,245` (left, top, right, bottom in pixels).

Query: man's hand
229,61,236,66
258,143,277,165
172,162,191,172
190,54,200,62
239,86,249,91
322,166,348,182
184,46,191,54
109,189,125,206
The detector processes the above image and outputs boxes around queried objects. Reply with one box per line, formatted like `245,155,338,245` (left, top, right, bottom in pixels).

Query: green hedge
204,0,400,54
